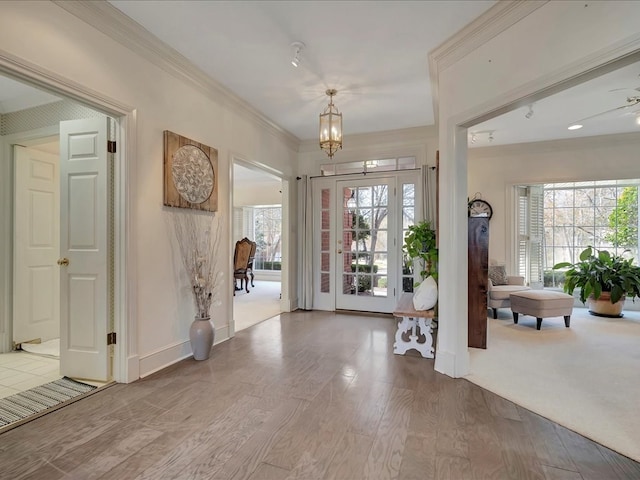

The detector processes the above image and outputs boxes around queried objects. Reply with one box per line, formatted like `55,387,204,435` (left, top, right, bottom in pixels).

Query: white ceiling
1,1,639,148
108,0,496,140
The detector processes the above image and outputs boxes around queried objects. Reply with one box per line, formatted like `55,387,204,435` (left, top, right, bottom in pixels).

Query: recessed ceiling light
568,124,583,130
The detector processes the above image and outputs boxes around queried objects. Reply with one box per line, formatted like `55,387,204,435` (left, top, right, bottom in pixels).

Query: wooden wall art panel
163,130,218,212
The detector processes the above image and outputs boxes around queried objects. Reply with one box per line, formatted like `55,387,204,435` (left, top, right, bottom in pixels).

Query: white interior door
335,177,397,313
59,117,110,381
13,146,60,344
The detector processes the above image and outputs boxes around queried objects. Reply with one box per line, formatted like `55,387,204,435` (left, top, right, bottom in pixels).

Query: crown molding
469,131,640,158
52,0,300,151
428,1,547,127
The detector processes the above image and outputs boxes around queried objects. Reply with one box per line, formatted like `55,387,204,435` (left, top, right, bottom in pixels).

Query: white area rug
466,307,640,462
233,280,282,331
20,338,60,358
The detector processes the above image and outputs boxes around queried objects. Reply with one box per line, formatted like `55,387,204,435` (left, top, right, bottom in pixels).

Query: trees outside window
605,186,638,249
518,181,639,288
253,206,282,271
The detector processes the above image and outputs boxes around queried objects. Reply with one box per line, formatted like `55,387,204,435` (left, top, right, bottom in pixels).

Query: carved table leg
393,316,434,358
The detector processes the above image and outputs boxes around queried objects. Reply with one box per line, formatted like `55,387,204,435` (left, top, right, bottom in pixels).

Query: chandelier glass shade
319,89,342,158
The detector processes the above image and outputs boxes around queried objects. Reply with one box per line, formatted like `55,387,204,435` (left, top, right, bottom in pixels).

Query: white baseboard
281,296,297,312
138,324,231,378
138,340,192,378
214,324,230,345
434,349,459,378
125,355,140,383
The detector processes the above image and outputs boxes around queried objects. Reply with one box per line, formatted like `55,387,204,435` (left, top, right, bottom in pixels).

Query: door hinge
107,332,117,345
394,288,396,296
107,140,117,153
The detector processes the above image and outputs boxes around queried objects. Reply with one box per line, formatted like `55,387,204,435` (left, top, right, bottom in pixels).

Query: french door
312,172,420,314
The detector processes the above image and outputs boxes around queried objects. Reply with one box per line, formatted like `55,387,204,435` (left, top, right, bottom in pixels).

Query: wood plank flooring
1,310,639,480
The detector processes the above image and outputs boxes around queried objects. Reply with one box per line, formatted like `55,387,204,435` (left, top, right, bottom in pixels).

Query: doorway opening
232,160,287,332
0,73,117,414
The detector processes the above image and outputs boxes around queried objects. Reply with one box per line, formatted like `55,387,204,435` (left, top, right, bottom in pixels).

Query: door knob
57,258,69,266
337,249,342,254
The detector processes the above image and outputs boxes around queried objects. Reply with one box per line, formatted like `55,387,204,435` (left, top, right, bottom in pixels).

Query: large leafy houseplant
403,220,438,281
553,246,640,304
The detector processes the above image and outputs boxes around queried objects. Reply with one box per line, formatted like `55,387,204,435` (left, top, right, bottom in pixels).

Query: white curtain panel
298,175,314,309
421,165,437,225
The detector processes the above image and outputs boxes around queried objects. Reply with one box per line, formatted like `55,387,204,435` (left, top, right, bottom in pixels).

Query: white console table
392,293,435,358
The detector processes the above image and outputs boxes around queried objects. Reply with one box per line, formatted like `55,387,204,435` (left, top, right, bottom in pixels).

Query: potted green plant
403,220,438,281
553,246,640,317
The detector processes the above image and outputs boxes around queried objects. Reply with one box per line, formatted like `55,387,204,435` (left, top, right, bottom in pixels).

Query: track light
469,130,495,144
525,104,534,119
290,42,304,67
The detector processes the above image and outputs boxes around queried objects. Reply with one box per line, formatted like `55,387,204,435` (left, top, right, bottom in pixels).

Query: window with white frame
321,156,416,176
252,206,282,271
517,180,640,289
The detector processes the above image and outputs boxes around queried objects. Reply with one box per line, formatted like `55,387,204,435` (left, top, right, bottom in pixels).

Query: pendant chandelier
319,89,342,158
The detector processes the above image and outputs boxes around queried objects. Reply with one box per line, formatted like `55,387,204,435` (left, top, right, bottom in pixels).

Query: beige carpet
233,280,282,332
466,306,640,462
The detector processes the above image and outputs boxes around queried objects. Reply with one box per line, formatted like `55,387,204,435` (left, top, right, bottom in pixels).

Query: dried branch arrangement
170,211,224,318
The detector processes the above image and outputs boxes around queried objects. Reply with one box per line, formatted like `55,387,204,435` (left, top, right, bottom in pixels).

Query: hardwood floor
1,310,639,480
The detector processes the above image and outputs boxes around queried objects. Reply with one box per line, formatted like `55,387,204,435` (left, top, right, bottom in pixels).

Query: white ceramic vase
189,316,214,360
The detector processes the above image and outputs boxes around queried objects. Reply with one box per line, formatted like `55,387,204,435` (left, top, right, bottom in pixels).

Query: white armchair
487,273,530,319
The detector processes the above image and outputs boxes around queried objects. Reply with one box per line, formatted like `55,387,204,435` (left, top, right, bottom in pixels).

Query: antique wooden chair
233,238,256,295
246,239,257,288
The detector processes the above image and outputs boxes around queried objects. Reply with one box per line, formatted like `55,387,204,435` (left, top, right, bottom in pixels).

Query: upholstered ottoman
509,290,574,330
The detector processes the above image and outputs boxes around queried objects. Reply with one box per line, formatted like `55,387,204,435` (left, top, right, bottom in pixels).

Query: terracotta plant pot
587,292,625,318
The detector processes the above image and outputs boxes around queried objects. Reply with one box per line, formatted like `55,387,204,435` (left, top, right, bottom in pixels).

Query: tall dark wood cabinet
468,217,489,348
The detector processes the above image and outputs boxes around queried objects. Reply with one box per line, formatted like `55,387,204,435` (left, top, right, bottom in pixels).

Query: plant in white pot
171,211,223,360
553,246,640,317
403,220,438,282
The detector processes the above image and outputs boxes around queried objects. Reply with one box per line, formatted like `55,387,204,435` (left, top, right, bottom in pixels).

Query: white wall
469,132,640,267
234,180,282,207
0,1,298,378
433,0,640,377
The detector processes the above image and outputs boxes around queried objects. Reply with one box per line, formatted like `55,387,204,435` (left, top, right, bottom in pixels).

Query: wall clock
468,198,493,219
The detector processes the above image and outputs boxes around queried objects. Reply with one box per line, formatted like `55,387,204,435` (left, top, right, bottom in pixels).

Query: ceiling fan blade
608,87,640,93
572,100,640,124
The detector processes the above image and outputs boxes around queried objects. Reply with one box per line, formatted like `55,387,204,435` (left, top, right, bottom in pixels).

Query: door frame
334,176,398,313
229,153,291,337
0,54,137,383
311,170,422,313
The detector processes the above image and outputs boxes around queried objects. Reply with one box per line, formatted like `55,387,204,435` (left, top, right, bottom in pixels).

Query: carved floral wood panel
163,130,218,212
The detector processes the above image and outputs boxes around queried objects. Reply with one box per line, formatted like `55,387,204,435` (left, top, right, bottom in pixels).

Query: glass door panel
336,178,396,313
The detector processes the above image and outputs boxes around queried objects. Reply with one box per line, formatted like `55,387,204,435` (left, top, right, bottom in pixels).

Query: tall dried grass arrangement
171,211,223,318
